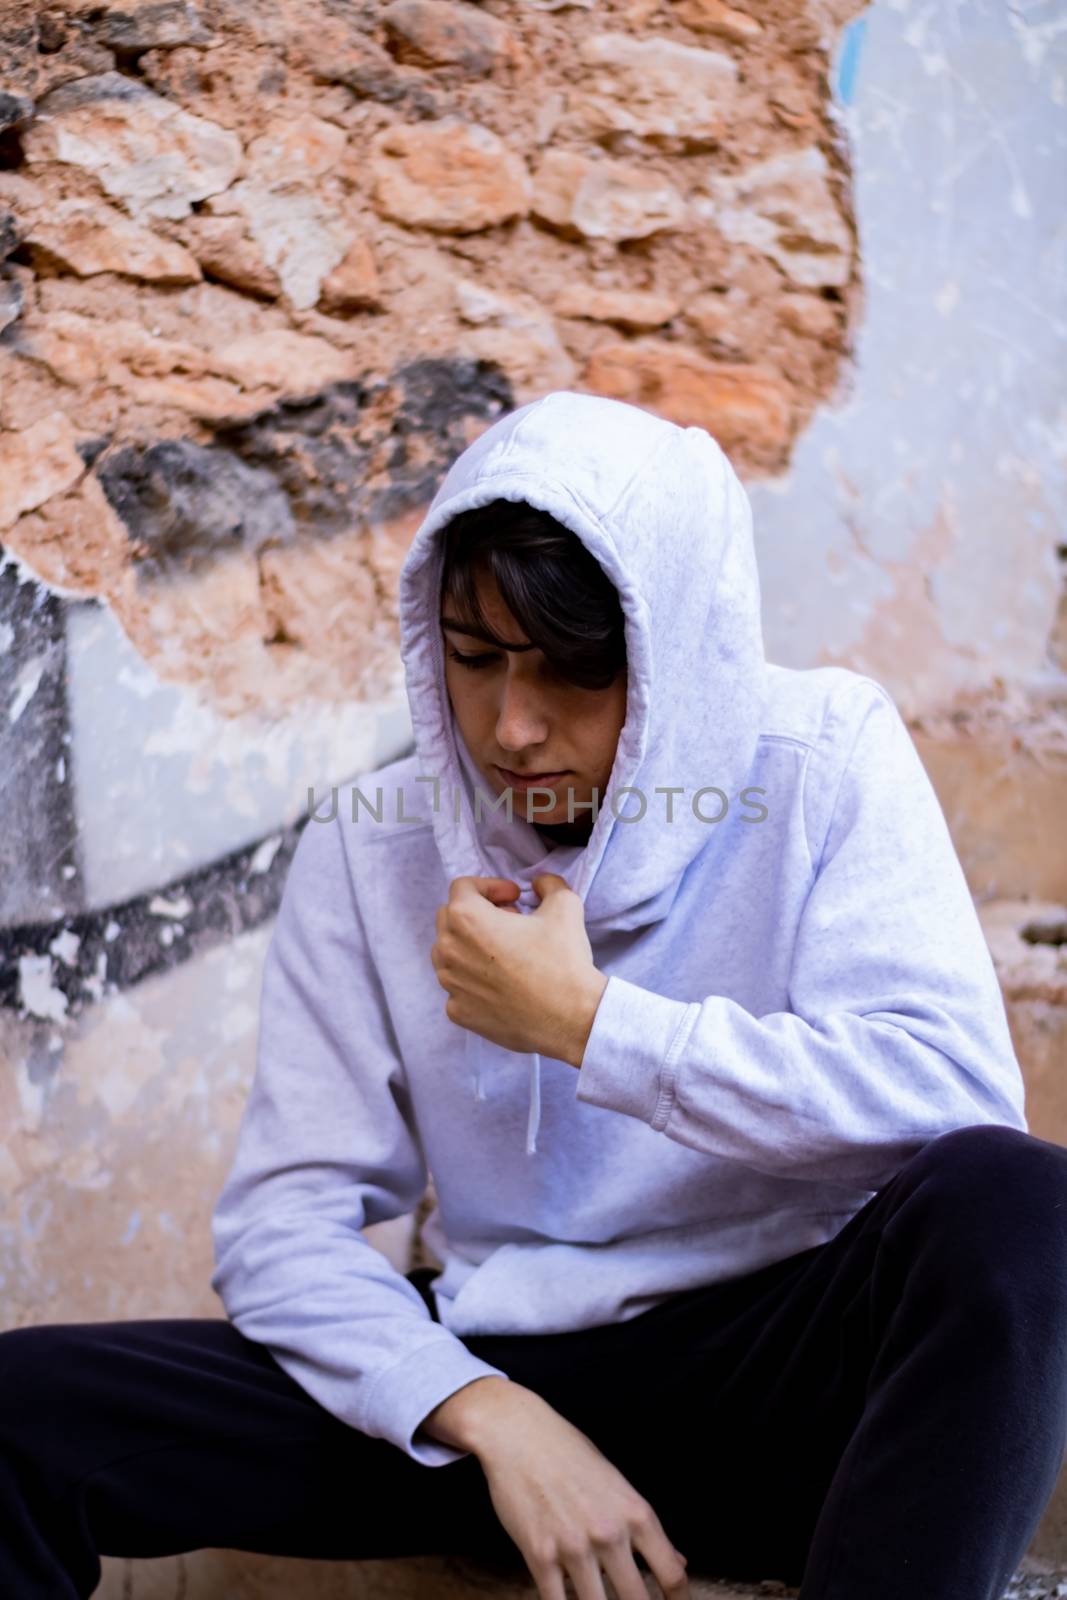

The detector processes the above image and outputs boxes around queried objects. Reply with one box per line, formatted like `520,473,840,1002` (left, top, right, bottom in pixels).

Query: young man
2,391,1066,1600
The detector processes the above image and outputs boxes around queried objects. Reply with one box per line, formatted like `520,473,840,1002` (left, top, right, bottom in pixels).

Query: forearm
417,1374,544,1456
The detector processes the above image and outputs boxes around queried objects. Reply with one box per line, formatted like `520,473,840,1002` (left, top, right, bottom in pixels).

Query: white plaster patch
8,654,47,724
149,893,193,919
49,929,80,965
249,834,283,873
17,954,69,1022
81,950,109,1003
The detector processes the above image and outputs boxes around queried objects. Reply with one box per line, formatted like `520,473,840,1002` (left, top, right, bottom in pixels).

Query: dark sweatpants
3,1123,1067,1599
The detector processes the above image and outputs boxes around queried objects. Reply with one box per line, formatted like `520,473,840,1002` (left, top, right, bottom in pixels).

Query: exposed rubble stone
452,279,575,398
697,146,853,289
0,409,83,528
553,285,680,329
140,111,354,309
370,119,532,232
318,238,382,313
0,412,85,529
577,32,740,146
382,0,517,74
583,338,795,467
298,25,442,117
0,0,866,717
91,2,215,52
0,274,24,333
779,292,841,339
25,197,202,284
0,93,35,133
245,112,347,181
17,311,356,413
0,469,129,595
531,149,687,242
206,329,357,393
195,183,351,311
175,214,283,300
22,72,242,222
674,0,764,43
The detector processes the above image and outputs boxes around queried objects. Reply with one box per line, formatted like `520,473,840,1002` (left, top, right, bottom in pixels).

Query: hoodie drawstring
467,1030,543,1154
463,889,547,1153
526,1055,542,1155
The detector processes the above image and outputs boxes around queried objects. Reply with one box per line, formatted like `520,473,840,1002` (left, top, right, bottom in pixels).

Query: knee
902,1123,1067,1296
918,1123,1067,1211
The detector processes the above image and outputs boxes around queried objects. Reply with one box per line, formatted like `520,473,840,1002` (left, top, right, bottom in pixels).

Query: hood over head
397,390,768,1154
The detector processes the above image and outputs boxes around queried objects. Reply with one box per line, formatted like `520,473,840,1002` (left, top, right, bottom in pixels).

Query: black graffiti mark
1,355,510,1010
0,814,306,1020
0,732,421,1018
0,559,82,927
96,358,515,581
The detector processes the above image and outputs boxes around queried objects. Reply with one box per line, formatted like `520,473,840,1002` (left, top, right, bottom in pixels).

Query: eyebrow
439,615,534,651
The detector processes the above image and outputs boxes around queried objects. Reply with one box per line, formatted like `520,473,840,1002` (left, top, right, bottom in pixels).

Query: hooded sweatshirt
210,390,1028,1470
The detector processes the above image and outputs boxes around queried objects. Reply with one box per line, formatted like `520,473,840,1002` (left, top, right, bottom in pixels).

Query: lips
495,766,569,788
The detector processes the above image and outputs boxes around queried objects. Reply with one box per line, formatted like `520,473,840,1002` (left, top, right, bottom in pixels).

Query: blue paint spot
834,14,868,106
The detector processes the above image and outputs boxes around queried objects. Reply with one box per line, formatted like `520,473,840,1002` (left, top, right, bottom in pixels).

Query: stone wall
1,0,864,721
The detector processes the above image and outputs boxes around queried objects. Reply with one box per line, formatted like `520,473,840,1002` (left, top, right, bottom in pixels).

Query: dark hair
439,499,626,691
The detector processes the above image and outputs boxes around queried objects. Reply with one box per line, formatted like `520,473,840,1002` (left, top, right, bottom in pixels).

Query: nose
495,667,550,753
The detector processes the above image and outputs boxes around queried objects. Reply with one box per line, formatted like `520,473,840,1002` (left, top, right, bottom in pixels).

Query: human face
441,566,627,838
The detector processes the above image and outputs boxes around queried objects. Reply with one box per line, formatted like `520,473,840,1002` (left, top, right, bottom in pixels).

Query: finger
428,953,451,992
449,875,519,903
532,872,570,896
602,1541,670,1600
566,1550,611,1600
525,1556,568,1600
480,878,522,908
632,1525,691,1599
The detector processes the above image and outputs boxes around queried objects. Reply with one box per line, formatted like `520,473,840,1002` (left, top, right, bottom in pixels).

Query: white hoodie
210,391,1028,1468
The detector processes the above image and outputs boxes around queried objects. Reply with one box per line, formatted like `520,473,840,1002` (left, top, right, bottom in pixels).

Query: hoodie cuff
364,1334,513,1468
575,975,700,1130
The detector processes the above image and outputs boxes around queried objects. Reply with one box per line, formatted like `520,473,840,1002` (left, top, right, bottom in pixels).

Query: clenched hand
430,873,608,1068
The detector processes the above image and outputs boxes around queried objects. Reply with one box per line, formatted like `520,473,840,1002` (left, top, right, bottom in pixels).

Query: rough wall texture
1,0,865,720
1,0,1067,1588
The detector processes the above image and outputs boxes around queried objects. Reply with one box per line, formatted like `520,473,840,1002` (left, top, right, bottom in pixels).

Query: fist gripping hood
397,390,769,1154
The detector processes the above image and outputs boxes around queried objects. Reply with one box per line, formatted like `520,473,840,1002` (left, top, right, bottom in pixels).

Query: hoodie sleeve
574,678,1028,1191
209,807,512,1467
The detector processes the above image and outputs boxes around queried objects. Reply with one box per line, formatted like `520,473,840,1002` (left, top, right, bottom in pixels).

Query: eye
448,648,499,670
